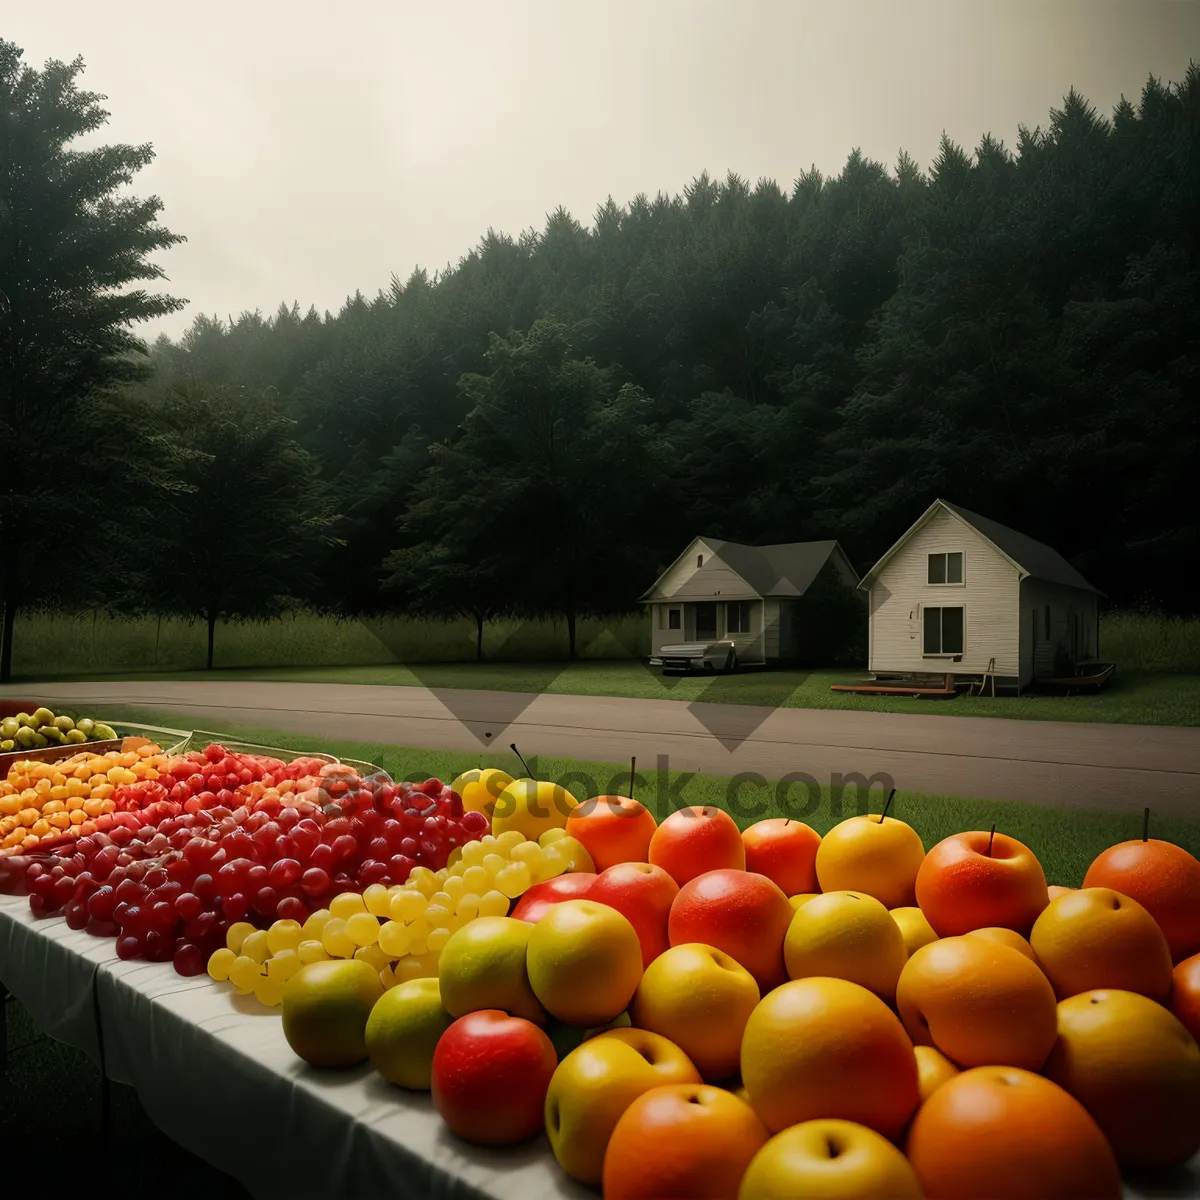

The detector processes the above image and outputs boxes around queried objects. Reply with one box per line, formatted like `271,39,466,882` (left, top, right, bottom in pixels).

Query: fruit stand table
1,891,1197,1200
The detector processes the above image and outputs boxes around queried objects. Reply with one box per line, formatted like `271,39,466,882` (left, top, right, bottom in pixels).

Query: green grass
99,707,1200,889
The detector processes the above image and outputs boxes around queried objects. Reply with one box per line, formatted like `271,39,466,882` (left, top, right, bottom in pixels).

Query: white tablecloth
2,892,1197,1199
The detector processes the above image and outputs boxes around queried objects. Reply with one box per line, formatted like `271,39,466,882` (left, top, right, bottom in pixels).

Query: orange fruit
1172,953,1200,1042
896,935,1058,1071
740,977,919,1138
915,830,1048,936
813,815,925,909
740,817,821,896
1044,989,1200,1168
965,926,1036,959
1084,838,1200,962
914,1044,959,1102
737,1118,923,1199
905,1067,1122,1199
603,1083,768,1200
565,795,657,871
1029,887,1173,1001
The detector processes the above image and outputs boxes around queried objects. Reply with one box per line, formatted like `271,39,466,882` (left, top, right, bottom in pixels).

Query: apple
436,916,545,1023
431,1009,557,1145
510,872,596,923
739,1118,923,1199
565,795,657,871
648,805,744,886
915,831,1049,937
545,1028,701,1184
815,814,925,909
668,868,792,992
588,861,679,968
526,899,644,1027
741,818,821,896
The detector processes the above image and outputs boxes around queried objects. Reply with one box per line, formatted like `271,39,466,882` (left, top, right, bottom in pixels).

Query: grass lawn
101,706,1200,889
56,660,1200,727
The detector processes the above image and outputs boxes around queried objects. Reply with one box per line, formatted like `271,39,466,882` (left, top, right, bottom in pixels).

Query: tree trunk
566,605,577,660
0,545,18,684
475,611,485,661
206,608,217,671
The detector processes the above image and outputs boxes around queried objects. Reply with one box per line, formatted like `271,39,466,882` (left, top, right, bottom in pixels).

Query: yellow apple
526,899,643,1027
815,815,925,909
737,1118,923,1199
450,767,514,818
891,906,939,956
545,1028,701,1184
491,777,578,841
436,916,545,1023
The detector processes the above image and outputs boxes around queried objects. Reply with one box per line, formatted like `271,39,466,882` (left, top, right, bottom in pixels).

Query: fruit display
12,743,1200,1197
0,706,119,753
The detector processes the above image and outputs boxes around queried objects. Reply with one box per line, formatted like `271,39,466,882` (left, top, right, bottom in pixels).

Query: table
2,892,1197,1200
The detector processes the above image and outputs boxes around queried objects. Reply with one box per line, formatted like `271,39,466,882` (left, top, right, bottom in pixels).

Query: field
12,610,1200,726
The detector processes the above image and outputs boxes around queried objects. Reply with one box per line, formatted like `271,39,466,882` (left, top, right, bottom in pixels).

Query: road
4,680,1199,819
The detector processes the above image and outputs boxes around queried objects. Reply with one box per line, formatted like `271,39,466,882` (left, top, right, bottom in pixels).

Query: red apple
566,795,658,871
648,806,745,886
741,818,821,896
915,832,1049,937
587,861,679,968
510,873,596,923
431,1009,557,1145
668,868,793,991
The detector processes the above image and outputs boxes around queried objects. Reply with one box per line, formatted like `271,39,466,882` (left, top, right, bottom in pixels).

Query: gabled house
640,537,861,668
858,499,1103,689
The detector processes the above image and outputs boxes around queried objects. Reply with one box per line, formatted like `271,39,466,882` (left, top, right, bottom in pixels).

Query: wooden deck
830,674,958,698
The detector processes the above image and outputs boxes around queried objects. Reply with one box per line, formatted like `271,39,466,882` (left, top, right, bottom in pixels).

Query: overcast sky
9,0,1200,341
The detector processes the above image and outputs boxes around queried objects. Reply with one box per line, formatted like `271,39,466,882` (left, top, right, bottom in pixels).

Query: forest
2,38,1199,681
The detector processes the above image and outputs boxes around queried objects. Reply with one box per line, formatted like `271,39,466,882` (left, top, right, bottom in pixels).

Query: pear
64,729,87,744
16,712,36,728
39,726,65,745
0,739,14,752
31,707,56,727
53,715,75,733
76,718,96,737
0,717,17,739
93,724,118,741
14,727,36,748
30,732,48,749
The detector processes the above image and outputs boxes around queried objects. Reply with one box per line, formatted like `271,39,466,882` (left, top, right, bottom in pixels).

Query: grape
329,891,366,920
240,930,271,964
478,890,510,918
392,952,439,983
461,865,490,894
225,921,257,954
494,862,532,899
425,904,452,929
495,830,526,852
510,841,542,865
441,876,466,904
455,894,480,923
389,889,427,924
300,908,331,939
377,920,412,958
353,944,390,972
207,947,237,981
320,917,356,959
297,939,329,964
482,854,507,879
253,976,284,1007
426,927,451,953
539,828,567,846
362,883,391,917
265,949,302,982
265,919,303,956
345,912,380,947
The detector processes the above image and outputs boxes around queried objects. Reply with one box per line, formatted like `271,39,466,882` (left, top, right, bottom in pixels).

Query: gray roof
942,501,1100,594
642,538,853,601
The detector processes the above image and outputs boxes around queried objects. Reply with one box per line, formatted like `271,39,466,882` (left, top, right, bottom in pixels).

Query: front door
694,602,717,641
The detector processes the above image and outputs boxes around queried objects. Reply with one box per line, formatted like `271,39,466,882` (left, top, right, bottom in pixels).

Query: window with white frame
928,552,964,584
660,606,681,630
726,601,751,634
923,606,964,654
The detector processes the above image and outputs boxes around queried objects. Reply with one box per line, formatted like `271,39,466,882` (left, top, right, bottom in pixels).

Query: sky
8,0,1200,341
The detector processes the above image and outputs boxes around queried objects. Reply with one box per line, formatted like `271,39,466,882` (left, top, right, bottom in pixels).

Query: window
726,601,751,634
697,554,704,568
659,607,681,630
928,552,964,584
1044,605,1051,639
923,606,964,655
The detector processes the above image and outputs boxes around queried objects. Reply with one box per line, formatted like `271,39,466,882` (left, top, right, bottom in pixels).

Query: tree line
2,38,1198,680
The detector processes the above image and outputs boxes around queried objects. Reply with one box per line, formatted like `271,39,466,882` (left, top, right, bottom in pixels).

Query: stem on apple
509,743,533,780
1143,806,1150,842
629,756,636,801
986,824,996,856
877,788,896,824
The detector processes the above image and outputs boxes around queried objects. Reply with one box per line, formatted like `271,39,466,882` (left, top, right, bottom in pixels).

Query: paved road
4,680,1199,820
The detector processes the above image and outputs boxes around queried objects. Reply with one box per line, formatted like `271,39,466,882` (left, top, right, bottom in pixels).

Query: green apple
364,977,454,1090
437,916,545,1023
52,715,74,733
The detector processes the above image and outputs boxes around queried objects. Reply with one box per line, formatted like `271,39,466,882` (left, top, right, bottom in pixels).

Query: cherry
144,930,175,962
268,858,302,888
221,893,250,922
175,892,204,922
65,900,90,930
299,867,329,897
276,895,308,922
86,916,119,938
252,886,279,917
116,935,143,960
173,942,206,976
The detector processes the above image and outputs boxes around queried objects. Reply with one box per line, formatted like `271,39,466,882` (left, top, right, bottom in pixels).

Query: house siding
868,507,1021,677
650,599,768,663
1019,578,1100,685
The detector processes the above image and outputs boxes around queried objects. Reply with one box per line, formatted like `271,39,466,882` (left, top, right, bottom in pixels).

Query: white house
640,536,860,668
858,499,1103,690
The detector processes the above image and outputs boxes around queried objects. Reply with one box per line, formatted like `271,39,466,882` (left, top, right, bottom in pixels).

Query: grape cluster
206,828,596,1005
2,743,489,977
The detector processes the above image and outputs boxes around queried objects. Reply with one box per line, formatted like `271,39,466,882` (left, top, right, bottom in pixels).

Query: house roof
640,538,856,602
860,499,1103,595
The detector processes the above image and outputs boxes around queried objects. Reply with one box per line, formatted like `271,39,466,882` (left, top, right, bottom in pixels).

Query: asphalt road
6,680,1200,820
